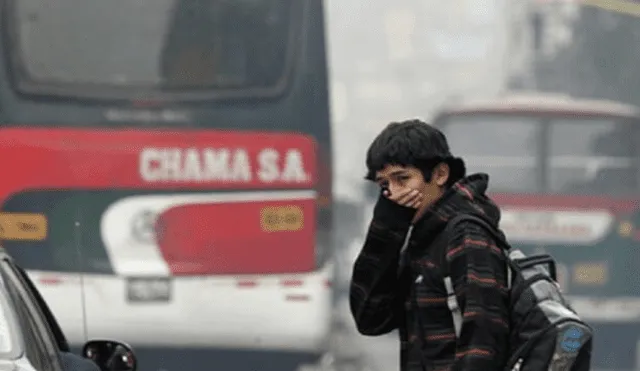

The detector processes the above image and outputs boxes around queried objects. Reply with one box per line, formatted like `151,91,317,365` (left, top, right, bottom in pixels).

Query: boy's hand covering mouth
385,187,424,209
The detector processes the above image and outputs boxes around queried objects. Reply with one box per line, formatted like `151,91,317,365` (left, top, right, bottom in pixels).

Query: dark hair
365,119,466,187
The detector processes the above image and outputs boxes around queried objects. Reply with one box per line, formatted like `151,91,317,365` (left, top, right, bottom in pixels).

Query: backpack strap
442,275,462,338
441,214,512,338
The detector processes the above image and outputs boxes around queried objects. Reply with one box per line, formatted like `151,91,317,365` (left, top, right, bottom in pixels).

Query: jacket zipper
400,225,415,255
396,225,415,278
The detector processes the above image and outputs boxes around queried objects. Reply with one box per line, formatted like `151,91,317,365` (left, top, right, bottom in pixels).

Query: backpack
440,214,593,371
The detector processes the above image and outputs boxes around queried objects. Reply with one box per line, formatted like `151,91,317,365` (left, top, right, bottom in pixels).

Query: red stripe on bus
0,128,318,199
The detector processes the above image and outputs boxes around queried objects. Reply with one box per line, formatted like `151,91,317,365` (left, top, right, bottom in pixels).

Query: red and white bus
432,92,640,370
0,0,334,368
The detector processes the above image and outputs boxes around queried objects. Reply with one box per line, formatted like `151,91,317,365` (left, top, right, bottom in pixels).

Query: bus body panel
0,0,334,360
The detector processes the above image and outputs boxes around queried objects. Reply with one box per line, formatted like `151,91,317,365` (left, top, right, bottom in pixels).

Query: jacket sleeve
349,195,415,336
446,220,510,371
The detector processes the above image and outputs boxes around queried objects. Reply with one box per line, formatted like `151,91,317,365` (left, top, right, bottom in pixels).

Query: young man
350,119,510,371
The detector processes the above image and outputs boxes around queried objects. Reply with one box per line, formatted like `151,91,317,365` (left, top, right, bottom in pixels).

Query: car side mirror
82,339,137,371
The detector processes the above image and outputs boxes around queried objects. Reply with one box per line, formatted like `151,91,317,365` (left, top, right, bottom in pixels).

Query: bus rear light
236,280,258,288
573,262,608,286
285,294,310,302
618,220,634,238
281,279,304,287
317,195,331,207
617,219,640,241
39,276,63,285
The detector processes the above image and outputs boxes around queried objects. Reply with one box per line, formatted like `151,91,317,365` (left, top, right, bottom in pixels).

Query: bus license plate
126,277,172,303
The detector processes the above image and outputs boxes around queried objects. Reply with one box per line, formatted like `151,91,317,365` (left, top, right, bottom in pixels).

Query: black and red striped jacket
350,174,510,371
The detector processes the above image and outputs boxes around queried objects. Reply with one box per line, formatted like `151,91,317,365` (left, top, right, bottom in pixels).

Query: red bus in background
0,0,333,369
432,92,640,370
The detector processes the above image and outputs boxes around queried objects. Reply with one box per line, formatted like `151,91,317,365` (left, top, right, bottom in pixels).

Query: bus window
548,118,637,195
439,114,541,193
10,0,295,93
